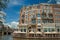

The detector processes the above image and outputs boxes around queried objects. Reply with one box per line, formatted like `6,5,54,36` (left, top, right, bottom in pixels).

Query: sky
3,0,60,28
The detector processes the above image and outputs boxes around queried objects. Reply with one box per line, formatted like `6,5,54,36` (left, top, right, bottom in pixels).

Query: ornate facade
16,3,60,38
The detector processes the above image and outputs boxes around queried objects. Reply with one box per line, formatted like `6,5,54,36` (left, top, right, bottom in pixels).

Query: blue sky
4,0,59,23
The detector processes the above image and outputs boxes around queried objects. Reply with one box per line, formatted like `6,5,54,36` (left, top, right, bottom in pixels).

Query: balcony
42,16,47,19
42,19,54,23
31,15,36,19
31,21,36,25
42,16,53,19
42,23,55,27
48,16,53,19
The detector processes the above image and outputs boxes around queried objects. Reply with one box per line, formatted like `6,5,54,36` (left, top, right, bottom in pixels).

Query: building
14,3,60,38
0,11,6,30
0,11,6,35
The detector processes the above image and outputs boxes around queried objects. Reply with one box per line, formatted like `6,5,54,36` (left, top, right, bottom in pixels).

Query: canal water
0,35,60,40
0,35,13,40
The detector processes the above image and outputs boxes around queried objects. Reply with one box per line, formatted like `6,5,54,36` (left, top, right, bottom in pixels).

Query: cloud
11,21,18,25
56,0,60,4
57,2,60,4
10,21,19,29
12,0,20,5
4,21,19,29
9,0,25,6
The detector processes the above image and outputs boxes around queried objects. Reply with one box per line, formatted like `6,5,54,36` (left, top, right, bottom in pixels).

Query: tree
0,0,9,11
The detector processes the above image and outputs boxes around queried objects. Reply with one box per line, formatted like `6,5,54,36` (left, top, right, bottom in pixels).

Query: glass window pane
44,28,47,32
24,29,26,32
38,29,41,32
38,19,40,23
37,13,40,17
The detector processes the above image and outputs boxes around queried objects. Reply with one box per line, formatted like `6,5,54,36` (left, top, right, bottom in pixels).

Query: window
20,29,26,32
31,28,35,32
55,20,60,23
44,28,47,32
57,29,60,32
22,20,24,23
37,26,41,32
38,19,40,23
25,20,28,24
31,15,36,18
21,29,23,32
37,13,40,17
24,29,26,32
37,5,40,9
46,6,50,10
42,19,53,23
49,14,53,18
56,26,60,32
38,26,41,28
20,27,27,32
46,9,50,13
44,28,55,32
55,12,60,14
32,19,36,23
38,9,40,13
38,29,41,32
22,15,25,18
55,16,60,18
44,10,46,13
47,28,55,32
25,15,28,18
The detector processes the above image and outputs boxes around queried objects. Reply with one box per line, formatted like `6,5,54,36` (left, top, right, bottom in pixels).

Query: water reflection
0,35,13,40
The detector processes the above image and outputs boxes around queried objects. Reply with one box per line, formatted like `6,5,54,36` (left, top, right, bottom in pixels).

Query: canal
0,35,13,40
0,35,60,40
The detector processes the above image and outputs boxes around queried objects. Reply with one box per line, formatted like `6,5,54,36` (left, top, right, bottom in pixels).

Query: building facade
18,3,60,38
0,11,5,31
0,11,6,35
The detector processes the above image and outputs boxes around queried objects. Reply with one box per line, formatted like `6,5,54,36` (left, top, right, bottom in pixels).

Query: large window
20,27,27,32
31,28,35,32
25,20,28,24
42,19,53,23
37,13,40,17
44,28,47,32
37,19,40,23
32,19,36,24
56,26,60,32
42,6,52,13
37,26,41,32
37,5,40,9
43,27,55,32
55,16,60,19
55,12,60,14
25,15,28,18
